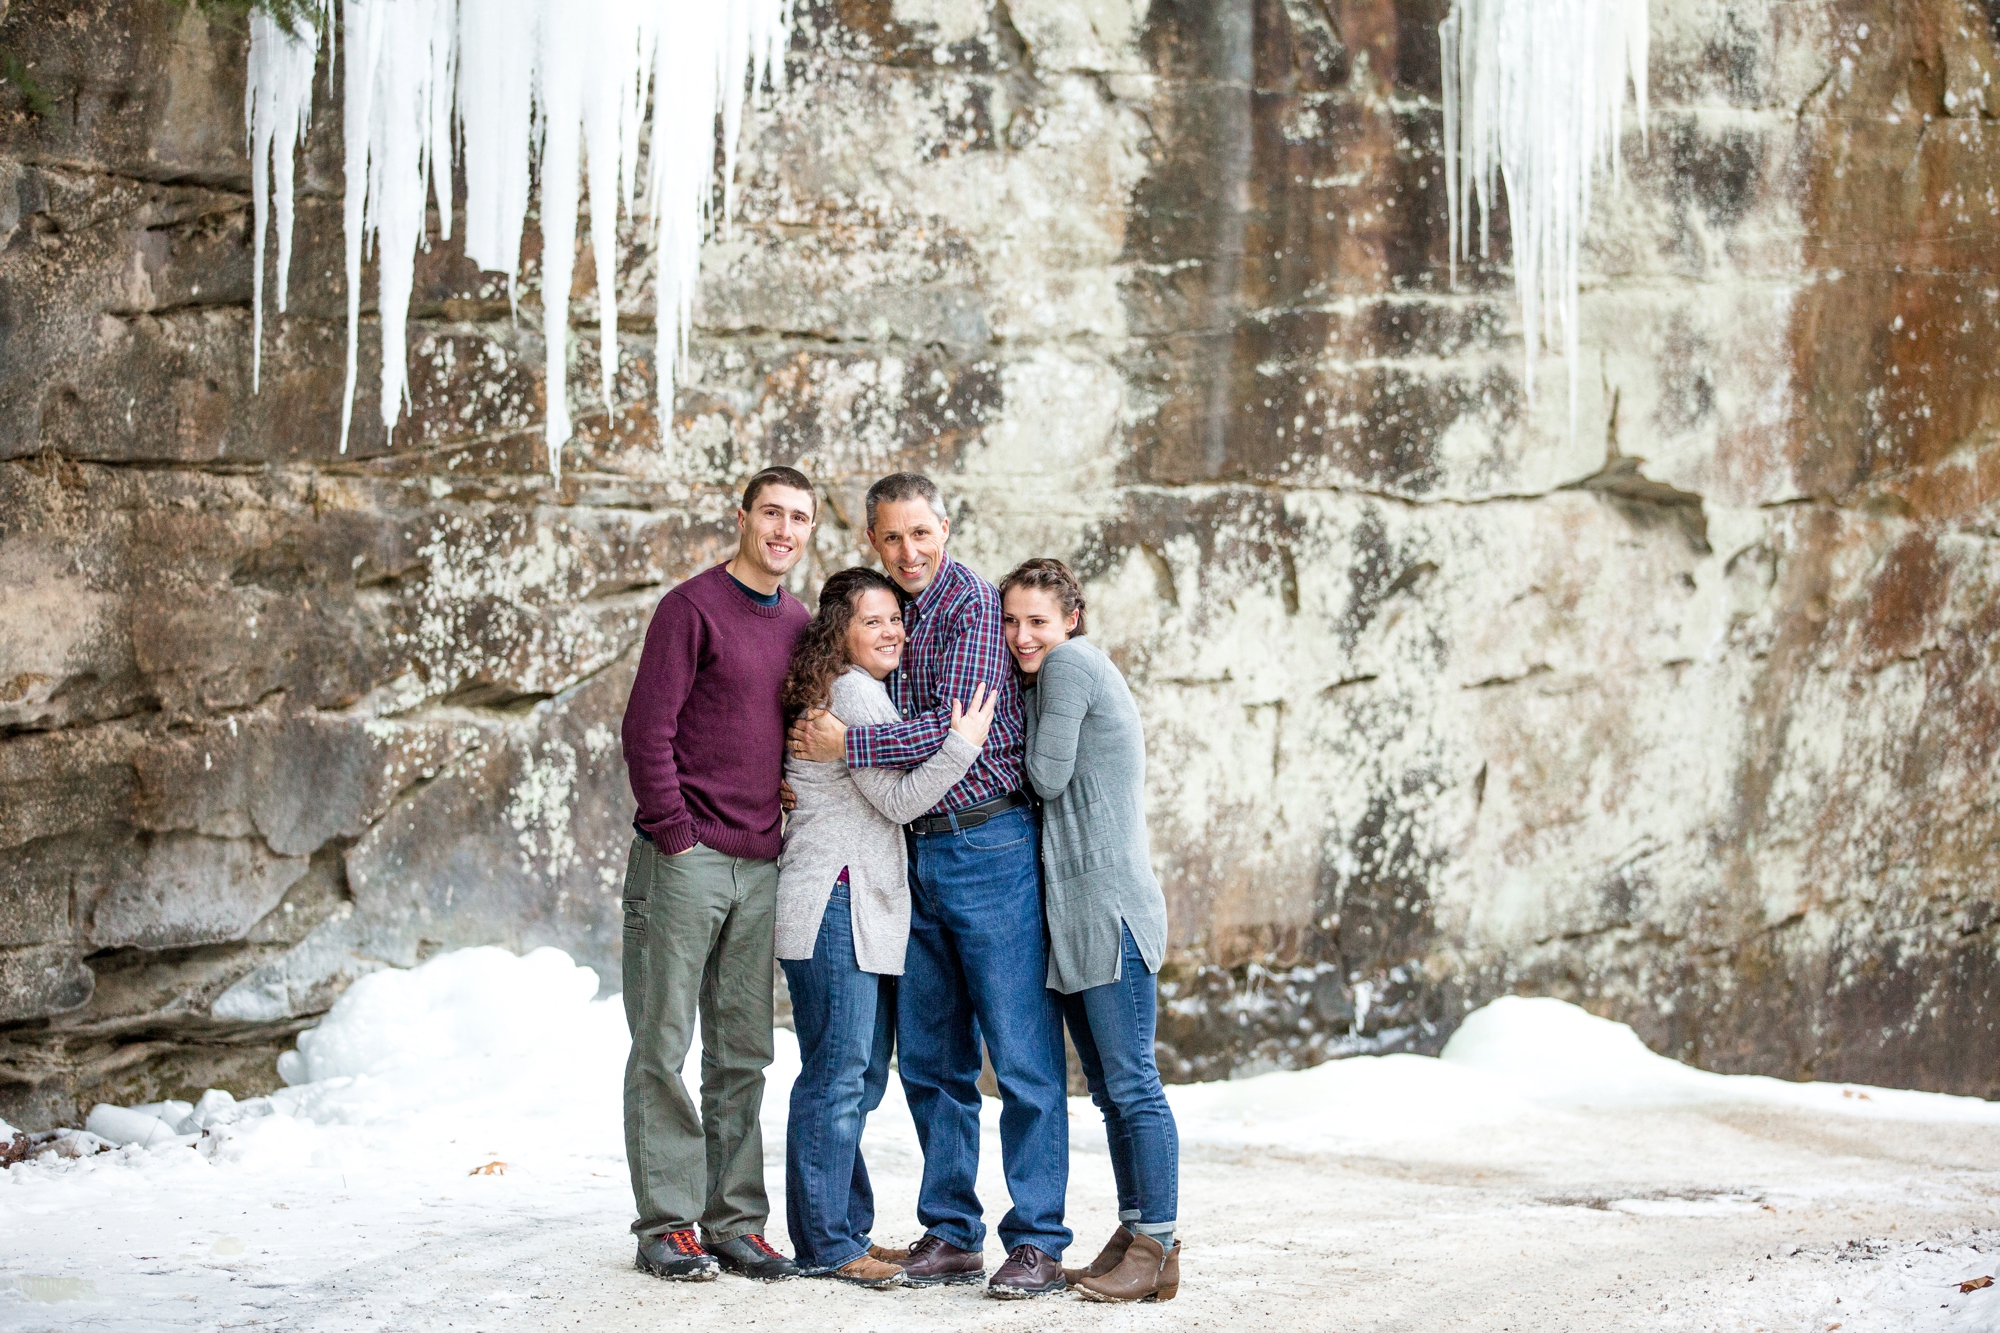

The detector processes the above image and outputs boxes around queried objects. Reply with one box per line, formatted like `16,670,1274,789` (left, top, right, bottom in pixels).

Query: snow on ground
3,946,1998,1332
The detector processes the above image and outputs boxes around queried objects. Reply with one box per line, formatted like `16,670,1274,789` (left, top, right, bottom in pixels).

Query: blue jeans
779,880,896,1272
1062,923,1179,1227
898,805,1071,1257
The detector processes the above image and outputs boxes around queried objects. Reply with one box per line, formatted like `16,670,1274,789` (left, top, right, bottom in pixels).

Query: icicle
1439,0,1648,425
251,0,791,473
580,3,642,426
336,0,381,455
245,4,322,392
535,2,584,477
370,0,451,437
644,2,728,426
455,0,538,305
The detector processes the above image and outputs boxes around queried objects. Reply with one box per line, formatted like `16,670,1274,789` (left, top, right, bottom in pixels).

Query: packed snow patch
1443,995,2000,1121
18,951,1998,1178
1167,994,2000,1152
5,947,1999,1333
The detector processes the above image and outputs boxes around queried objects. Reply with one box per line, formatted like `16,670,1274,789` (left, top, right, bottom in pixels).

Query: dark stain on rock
1859,530,1946,665
753,346,1001,471
1663,117,1762,232
1120,0,1502,491
1656,310,1717,437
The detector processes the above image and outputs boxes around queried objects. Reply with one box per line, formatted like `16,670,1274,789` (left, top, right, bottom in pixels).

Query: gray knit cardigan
1022,637,1168,993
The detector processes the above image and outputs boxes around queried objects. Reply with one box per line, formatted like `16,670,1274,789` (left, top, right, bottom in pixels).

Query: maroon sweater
622,563,809,860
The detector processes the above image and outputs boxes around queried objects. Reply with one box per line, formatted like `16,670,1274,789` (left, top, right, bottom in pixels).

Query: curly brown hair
998,557,1087,636
781,566,902,717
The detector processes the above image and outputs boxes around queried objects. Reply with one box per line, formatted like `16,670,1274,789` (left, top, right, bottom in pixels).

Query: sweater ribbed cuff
689,818,782,863
654,820,697,855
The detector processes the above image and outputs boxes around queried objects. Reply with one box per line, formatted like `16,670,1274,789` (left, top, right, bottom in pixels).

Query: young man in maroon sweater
620,466,815,1283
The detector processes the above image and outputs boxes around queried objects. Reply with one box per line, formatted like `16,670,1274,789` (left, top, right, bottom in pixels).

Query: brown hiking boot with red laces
636,1228,720,1281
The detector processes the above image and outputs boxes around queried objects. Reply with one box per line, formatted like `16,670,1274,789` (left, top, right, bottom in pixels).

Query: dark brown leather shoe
1061,1226,1132,1284
1073,1234,1179,1303
895,1233,984,1286
986,1243,1065,1298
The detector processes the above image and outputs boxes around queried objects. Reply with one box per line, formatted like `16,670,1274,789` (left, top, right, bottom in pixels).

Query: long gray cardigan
777,666,978,974
1021,637,1168,993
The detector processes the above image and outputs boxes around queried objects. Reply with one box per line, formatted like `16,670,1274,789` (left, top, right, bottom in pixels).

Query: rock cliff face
2,0,1995,1128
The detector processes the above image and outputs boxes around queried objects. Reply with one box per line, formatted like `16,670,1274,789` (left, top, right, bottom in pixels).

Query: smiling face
842,587,905,680
867,497,950,597
1002,586,1077,675
735,483,816,582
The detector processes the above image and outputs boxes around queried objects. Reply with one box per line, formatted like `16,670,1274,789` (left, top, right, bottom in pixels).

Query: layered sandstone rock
0,0,1994,1127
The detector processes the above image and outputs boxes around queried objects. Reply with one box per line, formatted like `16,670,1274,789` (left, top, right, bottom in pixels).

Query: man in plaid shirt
789,473,1071,1297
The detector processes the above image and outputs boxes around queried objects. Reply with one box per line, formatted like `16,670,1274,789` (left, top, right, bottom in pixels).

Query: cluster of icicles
1440,0,1649,422
242,0,1644,472
245,0,787,477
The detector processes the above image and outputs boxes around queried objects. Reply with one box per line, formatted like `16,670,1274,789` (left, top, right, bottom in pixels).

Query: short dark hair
864,472,946,529
998,557,1087,636
742,466,817,517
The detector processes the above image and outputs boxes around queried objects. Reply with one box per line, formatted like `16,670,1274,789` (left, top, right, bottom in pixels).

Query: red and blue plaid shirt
842,554,1025,815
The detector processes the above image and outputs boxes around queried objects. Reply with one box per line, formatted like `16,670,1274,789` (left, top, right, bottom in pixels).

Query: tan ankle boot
1060,1225,1132,1285
1156,1240,1180,1300
1073,1233,1179,1303
825,1254,905,1289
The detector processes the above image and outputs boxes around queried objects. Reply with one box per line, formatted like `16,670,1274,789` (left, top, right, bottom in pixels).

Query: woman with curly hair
999,557,1179,1303
775,564,995,1288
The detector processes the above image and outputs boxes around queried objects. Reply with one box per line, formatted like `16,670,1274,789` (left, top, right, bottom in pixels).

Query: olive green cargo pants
621,837,777,1243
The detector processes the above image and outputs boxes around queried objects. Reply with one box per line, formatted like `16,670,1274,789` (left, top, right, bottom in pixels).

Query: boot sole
1072,1284,1175,1303
716,1263,799,1282
812,1273,906,1290
985,1281,1067,1300
635,1258,719,1282
902,1271,986,1288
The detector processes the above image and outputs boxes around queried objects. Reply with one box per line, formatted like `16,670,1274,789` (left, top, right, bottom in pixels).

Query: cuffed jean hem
922,1223,982,1253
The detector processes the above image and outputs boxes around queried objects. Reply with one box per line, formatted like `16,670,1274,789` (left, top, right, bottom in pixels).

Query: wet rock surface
1,0,1996,1126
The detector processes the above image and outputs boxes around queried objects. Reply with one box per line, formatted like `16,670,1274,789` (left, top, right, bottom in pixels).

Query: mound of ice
279,945,601,1086
82,1104,196,1150
1166,995,2000,1151
271,945,631,1132
1167,1051,1532,1150
1444,995,2000,1122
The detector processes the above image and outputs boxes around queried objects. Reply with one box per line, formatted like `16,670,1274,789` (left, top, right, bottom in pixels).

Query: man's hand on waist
787,708,846,764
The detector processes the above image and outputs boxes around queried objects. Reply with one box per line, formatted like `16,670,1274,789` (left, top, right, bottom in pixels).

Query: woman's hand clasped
949,682,998,750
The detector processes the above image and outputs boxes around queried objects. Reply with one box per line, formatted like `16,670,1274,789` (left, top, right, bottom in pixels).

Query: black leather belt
907,790,1032,836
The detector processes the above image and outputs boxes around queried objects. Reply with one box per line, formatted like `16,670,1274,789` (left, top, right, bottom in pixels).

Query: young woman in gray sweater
776,566,994,1288
999,558,1180,1304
